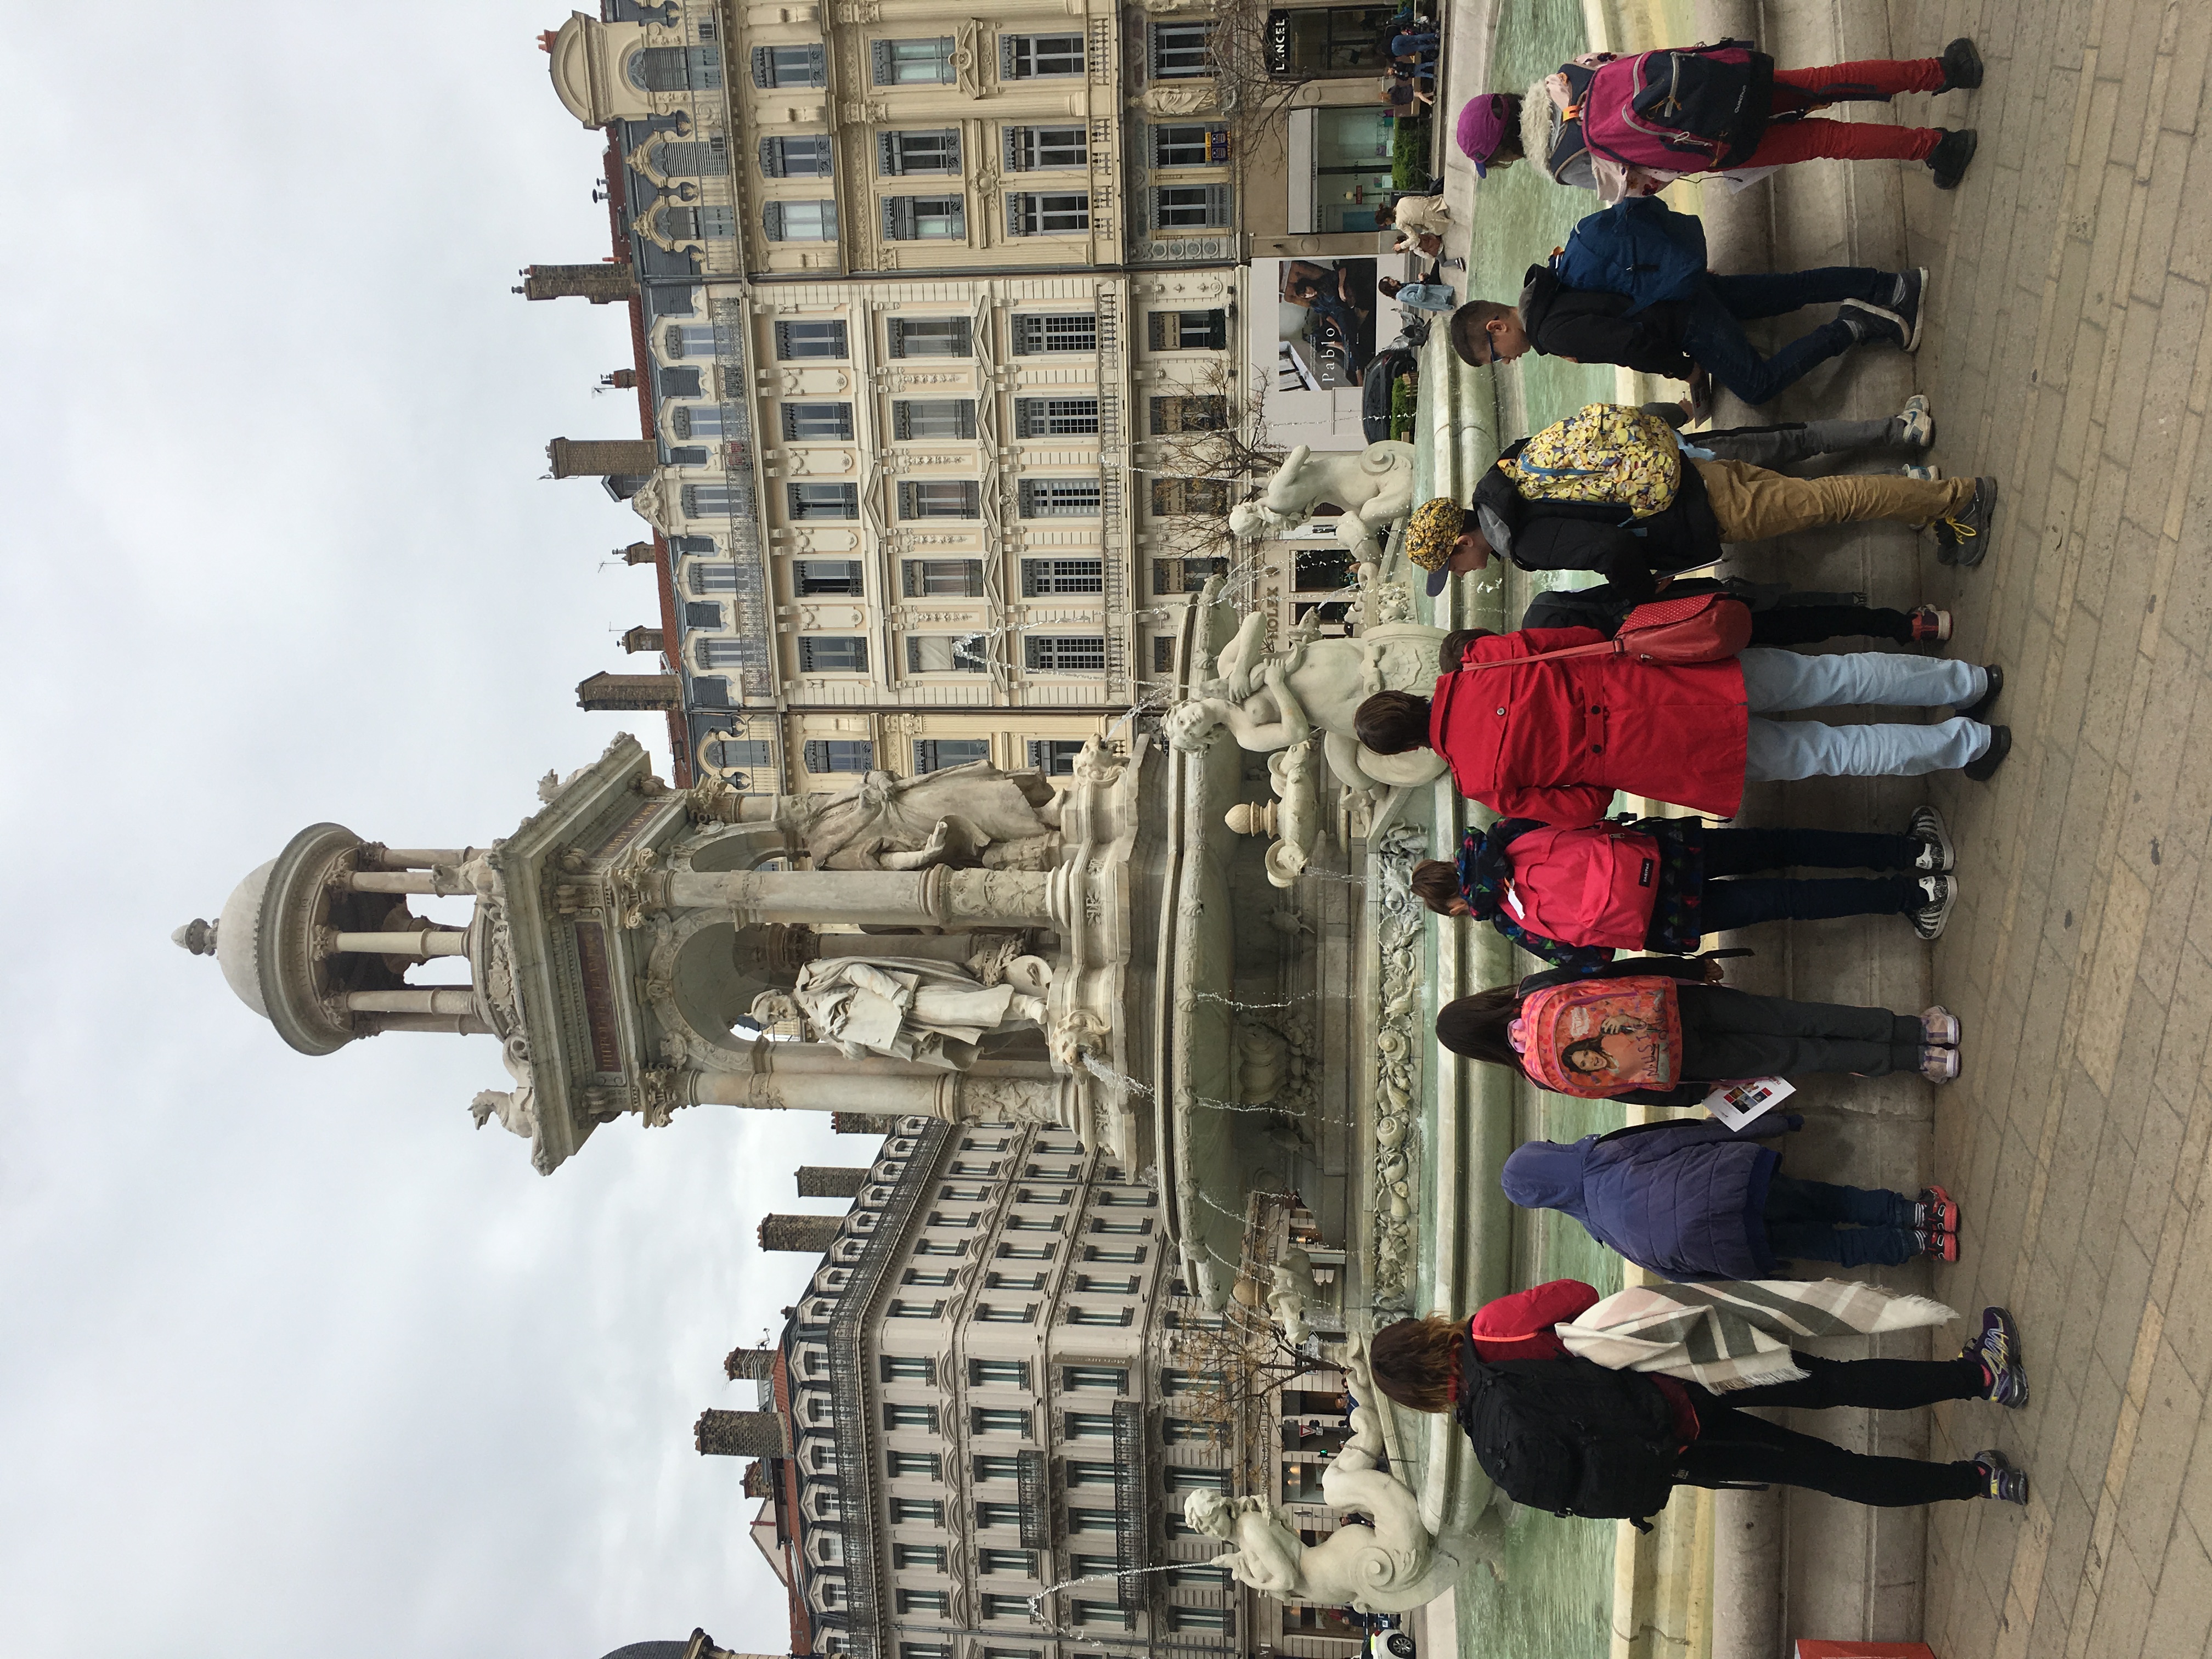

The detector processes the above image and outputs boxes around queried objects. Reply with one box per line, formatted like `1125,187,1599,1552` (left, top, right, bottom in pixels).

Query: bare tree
1165,1297,1345,1496
1132,358,1283,568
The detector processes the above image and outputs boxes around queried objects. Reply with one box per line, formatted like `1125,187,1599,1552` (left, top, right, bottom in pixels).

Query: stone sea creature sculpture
1226,441,1419,577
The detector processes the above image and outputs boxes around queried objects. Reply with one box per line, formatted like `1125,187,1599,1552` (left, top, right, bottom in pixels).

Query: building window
685,601,724,628
901,1645,952,1659
1070,1601,1133,1630
788,482,858,520
1153,556,1227,593
1062,1366,1128,1391
1064,1412,1118,1440
1150,635,1175,674
978,1499,1025,1527
1163,1417,1215,1444
930,1210,982,1228
1152,122,1230,168
887,1452,943,1479
1014,397,1099,437
1016,479,1100,518
882,1355,936,1383
1016,1186,1071,1205
1002,32,1084,77
901,558,984,598
903,1267,956,1286
980,1549,1037,1577
659,137,729,176
1091,1216,1153,1234
988,1271,1046,1291
916,737,991,773
886,1298,943,1318
888,317,973,358
1025,738,1090,775
1066,1305,1133,1327
682,483,750,516
797,637,868,676
672,404,741,440
898,1591,952,1617
1149,22,1214,76
997,1242,1055,1260
781,402,854,441
880,128,961,174
706,738,773,771
974,1305,1037,1325
1077,1274,1139,1294
656,204,733,241
982,1593,1036,1621
884,194,966,241
873,37,957,84
1098,1188,1155,1205
1166,1466,1230,1492
892,398,977,439
972,1407,1034,1435
977,1457,1023,1482
1004,1215,1063,1232
1152,185,1233,229
697,639,761,670
1170,1607,1232,1633
794,558,864,596
1065,1460,1118,1487
1149,309,1230,351
891,1497,945,1524
941,1183,991,1201
751,44,825,87
1024,635,1106,673
629,45,723,91
1152,394,1228,434
1151,477,1231,516
1021,558,1103,596
884,1403,939,1431
1008,191,1091,235
1066,1508,1121,1532
905,634,990,674
774,320,847,359
803,739,874,771
983,1650,1039,1659
763,200,838,241
971,1359,1032,1387
898,480,981,519
1012,313,1096,354
1005,125,1088,172
759,134,832,177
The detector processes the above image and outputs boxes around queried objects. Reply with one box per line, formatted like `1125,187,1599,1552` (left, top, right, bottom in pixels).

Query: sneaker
1918,1224,1961,1261
1909,804,1956,872
1885,268,1927,349
1895,393,1937,448
1902,464,1944,481
1971,1306,2029,1408
1929,128,1979,190
1975,1447,2029,1504
1957,663,2004,721
1908,604,1953,644
1916,1183,1959,1234
1933,477,1998,566
1912,876,1957,940
1964,725,2013,782
1922,1045,1961,1083
1922,1005,1962,1045
1839,300,1915,351
1939,37,1985,92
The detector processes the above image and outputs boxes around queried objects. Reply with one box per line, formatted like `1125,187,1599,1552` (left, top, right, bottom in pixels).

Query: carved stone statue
1183,1340,1486,1613
754,957,1048,1070
1227,442,1419,576
1164,599,1448,798
471,1086,538,1139
785,764,1062,872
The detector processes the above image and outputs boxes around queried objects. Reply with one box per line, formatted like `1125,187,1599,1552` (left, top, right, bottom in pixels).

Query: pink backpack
1579,42,1777,173
1500,824,1663,950
1510,977,1683,1098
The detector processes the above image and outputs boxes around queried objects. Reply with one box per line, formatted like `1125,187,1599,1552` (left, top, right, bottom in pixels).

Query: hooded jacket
1519,264,1697,380
1500,1115,1801,1282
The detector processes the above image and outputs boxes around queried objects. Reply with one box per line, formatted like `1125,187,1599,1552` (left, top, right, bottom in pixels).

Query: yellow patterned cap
1405,496,1466,574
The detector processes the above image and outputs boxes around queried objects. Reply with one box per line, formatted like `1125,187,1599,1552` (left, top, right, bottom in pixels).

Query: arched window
627,46,722,91
763,200,838,241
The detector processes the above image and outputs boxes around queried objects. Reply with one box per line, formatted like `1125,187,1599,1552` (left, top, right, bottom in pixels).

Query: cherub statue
753,956,1047,1071
782,764,1061,873
1227,442,1419,576
1182,1339,1486,1613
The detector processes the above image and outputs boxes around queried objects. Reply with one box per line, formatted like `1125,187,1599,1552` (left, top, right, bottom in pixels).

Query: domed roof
598,1645,691,1659
214,857,278,1017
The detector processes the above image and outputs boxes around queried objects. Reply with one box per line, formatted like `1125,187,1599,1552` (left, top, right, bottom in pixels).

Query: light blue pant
1739,648,1993,781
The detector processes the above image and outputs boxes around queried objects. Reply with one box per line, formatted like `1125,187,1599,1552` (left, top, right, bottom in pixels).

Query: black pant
1695,826,1923,934
1675,1353,1987,1506
1748,604,1917,647
1763,1175,1920,1267
1677,985,1923,1081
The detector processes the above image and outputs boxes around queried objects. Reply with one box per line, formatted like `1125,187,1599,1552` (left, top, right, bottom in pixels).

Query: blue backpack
1551,197,1710,314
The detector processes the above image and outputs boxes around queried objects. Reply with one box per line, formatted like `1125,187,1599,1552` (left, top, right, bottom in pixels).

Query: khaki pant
1693,458,1974,541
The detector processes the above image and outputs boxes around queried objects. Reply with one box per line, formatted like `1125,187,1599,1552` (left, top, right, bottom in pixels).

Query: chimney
695,1409,792,1458
742,1460,777,1498
538,29,559,53
548,437,658,478
620,625,665,654
831,1112,899,1135
515,261,637,303
725,1346,779,1382
620,540,659,566
602,369,639,390
577,672,682,712
796,1166,869,1199
757,1214,842,1254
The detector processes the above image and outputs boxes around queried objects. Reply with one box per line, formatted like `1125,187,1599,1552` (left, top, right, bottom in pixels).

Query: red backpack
1581,42,1777,173
1511,977,1683,1098
1500,824,1663,950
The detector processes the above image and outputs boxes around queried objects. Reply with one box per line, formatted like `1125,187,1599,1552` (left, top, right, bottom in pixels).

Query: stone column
686,1066,959,1118
812,932,985,963
652,864,1057,929
330,929,469,958
343,989,478,1015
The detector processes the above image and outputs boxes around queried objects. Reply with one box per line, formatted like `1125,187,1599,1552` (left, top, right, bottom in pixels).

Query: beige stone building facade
706,1116,1365,1659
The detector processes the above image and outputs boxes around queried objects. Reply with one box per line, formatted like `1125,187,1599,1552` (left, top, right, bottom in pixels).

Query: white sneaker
1897,393,1936,448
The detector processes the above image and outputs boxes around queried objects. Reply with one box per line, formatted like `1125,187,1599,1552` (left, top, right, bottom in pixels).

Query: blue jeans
1763,1175,1919,1267
1680,268,1895,405
1739,648,1993,781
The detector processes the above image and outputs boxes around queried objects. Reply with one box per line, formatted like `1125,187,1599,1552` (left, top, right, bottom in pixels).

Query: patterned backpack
1511,977,1684,1098
1498,403,1684,520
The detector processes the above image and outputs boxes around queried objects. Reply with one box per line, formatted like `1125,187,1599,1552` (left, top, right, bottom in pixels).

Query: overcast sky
0,9,839,1656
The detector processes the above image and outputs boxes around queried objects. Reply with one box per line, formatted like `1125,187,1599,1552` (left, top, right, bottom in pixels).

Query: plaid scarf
1555,1279,1957,1392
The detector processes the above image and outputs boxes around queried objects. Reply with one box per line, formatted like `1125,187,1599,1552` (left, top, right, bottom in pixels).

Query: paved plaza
1884,1,2212,1655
